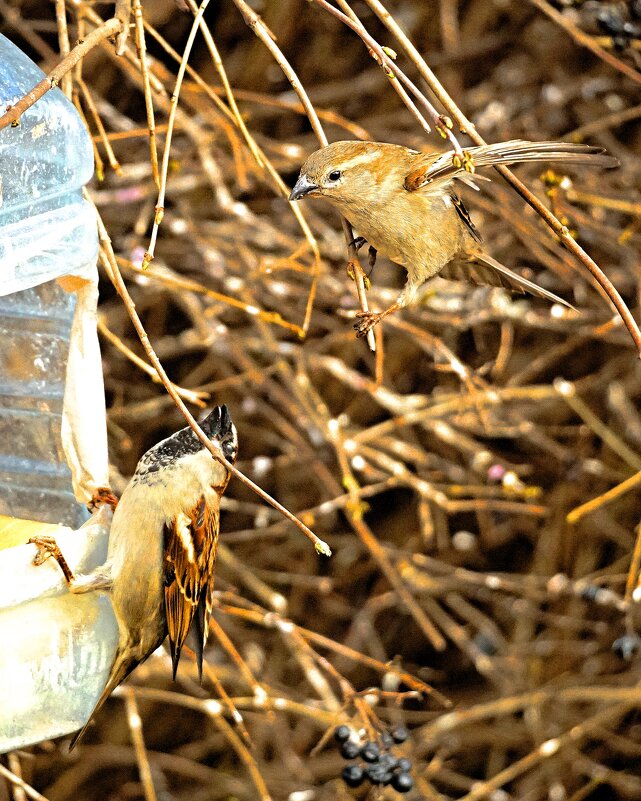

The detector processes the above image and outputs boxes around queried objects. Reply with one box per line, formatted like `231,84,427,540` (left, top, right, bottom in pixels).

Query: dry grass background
2,1,641,799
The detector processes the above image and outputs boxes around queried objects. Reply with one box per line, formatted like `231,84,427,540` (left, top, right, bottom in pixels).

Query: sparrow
28,405,238,747
288,140,618,336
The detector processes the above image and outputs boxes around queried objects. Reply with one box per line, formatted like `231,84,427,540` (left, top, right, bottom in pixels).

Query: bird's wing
163,494,220,679
404,140,618,191
440,251,576,310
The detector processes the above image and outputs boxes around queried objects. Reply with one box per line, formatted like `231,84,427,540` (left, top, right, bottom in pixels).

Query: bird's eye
222,439,237,462
328,170,342,182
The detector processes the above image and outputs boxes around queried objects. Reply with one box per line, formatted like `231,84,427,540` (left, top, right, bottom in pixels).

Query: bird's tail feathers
476,252,576,310
68,652,136,751
440,251,576,311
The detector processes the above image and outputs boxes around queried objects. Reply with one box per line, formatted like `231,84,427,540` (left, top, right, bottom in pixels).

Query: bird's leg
28,536,112,594
355,272,423,336
367,246,377,274
353,269,416,336
354,302,400,338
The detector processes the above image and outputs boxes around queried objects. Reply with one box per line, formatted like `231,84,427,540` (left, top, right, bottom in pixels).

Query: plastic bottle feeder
0,34,118,751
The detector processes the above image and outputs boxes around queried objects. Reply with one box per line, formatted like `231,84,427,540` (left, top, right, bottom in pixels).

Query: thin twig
123,688,158,801
232,0,376,351
132,0,159,188
97,314,207,406
97,209,331,555
145,0,210,268
53,0,72,98
0,766,49,801
567,469,641,525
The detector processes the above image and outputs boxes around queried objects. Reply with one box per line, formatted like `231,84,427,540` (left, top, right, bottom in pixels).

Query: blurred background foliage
2,1,641,799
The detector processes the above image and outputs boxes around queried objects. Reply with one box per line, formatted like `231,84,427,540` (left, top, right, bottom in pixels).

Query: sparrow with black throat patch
289,139,618,336
28,405,238,747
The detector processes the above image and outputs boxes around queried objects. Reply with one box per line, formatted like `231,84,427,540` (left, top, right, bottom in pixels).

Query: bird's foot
348,236,367,251
28,535,75,584
353,303,400,338
354,310,385,338
29,535,61,566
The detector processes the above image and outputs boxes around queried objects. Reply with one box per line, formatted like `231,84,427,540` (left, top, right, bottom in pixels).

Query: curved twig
0,17,123,132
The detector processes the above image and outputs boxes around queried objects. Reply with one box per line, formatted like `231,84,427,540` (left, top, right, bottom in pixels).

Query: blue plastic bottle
0,33,99,527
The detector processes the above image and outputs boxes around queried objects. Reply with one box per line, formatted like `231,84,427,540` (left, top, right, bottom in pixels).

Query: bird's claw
354,310,384,338
28,535,75,583
347,261,372,290
28,535,61,567
88,486,119,512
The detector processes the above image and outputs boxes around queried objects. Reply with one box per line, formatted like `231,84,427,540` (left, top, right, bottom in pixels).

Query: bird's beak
289,174,319,201
203,404,234,437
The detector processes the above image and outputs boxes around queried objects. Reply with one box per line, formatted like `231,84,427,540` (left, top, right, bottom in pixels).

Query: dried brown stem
122,688,158,801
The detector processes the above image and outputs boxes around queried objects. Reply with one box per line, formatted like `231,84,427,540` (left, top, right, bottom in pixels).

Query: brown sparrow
289,140,618,335
28,405,238,746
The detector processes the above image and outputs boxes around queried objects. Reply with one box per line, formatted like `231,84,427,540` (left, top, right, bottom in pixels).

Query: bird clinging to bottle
28,405,238,747
288,140,618,336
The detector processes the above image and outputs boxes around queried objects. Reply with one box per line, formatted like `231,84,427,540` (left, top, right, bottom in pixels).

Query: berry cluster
335,724,414,794
596,5,641,51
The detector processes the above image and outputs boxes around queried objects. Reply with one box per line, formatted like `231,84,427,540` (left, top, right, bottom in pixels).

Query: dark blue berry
391,726,409,744
596,10,626,36
612,634,640,660
340,740,359,760
365,764,393,785
360,741,380,762
396,758,412,773
391,771,414,793
342,764,365,788
474,631,498,656
580,584,599,602
334,725,351,743
381,731,394,749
